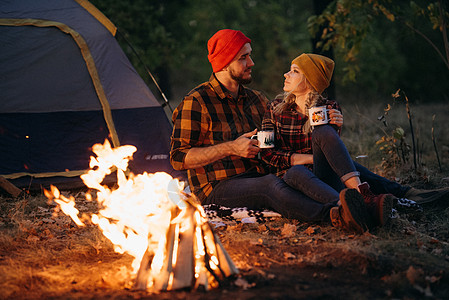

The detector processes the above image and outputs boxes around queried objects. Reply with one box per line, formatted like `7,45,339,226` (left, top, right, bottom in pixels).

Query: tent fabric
0,18,121,147
0,0,179,188
74,0,117,36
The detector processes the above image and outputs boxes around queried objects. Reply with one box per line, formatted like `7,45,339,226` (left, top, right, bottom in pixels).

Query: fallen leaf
284,252,296,259
304,226,315,235
281,223,296,237
406,266,424,285
267,224,281,231
227,224,243,232
258,224,267,232
234,277,256,290
26,235,40,243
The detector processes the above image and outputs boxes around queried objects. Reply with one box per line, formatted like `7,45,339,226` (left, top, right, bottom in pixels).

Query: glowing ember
46,140,238,292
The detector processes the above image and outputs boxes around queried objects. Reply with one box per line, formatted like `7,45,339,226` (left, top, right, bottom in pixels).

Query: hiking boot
403,187,449,204
358,182,394,228
330,206,345,229
330,188,369,234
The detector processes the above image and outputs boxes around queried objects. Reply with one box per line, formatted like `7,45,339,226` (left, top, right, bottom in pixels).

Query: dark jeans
283,125,410,203
356,162,409,197
204,172,336,222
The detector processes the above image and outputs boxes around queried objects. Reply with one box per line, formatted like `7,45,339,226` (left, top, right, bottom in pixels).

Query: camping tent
0,0,179,189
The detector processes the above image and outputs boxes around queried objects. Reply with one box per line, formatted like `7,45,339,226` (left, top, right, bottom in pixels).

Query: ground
1,191,449,300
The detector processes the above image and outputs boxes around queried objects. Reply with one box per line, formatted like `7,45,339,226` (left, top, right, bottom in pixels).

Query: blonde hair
273,88,327,115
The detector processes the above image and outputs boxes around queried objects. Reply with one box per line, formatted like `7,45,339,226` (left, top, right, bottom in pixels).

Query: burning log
46,140,238,293
134,191,238,292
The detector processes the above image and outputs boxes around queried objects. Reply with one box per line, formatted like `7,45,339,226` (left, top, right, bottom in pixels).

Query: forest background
1,2,449,299
89,0,449,108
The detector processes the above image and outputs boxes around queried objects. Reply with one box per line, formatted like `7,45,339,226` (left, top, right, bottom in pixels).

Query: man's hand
183,129,260,169
230,129,260,158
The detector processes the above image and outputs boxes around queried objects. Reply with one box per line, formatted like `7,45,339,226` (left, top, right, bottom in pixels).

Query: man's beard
230,69,252,85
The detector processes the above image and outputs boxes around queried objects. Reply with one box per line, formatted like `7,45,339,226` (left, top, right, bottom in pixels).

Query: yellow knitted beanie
291,54,335,94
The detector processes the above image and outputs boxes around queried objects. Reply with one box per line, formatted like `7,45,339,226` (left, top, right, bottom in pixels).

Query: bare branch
401,18,449,70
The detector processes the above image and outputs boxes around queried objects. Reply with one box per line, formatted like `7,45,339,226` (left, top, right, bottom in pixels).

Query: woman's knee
283,165,313,184
312,125,341,148
312,125,337,139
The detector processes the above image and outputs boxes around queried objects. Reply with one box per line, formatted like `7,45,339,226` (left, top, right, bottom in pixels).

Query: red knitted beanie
207,29,251,72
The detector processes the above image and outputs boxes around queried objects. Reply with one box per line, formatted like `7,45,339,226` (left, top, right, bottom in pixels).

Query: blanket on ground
203,204,281,227
202,198,422,227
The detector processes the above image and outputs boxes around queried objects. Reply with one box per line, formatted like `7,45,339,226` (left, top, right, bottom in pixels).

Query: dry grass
341,101,449,186
0,102,449,299
1,193,449,299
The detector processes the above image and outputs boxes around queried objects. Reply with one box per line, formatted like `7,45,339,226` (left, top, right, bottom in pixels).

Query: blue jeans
356,162,409,197
204,172,336,222
283,125,410,203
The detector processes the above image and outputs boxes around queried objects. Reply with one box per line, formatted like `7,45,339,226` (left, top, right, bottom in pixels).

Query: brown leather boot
358,182,394,228
330,188,369,234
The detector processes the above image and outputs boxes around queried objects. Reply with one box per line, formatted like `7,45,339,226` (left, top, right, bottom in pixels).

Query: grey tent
0,0,179,189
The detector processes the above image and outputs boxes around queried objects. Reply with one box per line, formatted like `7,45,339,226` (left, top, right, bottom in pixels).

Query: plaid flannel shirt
260,97,341,177
170,74,268,202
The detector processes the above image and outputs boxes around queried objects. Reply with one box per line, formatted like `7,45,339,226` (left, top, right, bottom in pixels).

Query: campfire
45,140,238,292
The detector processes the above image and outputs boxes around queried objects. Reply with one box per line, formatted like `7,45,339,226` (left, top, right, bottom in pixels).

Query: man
170,29,370,233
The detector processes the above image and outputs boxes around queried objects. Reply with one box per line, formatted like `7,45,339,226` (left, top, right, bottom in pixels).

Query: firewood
0,176,22,198
152,221,177,291
134,197,238,292
134,247,155,290
171,206,195,290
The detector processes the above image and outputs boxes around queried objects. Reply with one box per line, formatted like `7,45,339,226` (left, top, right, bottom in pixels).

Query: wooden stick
404,93,417,172
0,176,22,198
432,114,442,172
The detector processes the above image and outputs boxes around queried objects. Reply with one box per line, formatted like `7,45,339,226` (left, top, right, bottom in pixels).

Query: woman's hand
328,108,343,127
290,153,313,166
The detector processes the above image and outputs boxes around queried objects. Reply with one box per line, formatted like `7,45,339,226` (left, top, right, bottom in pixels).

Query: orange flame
46,140,235,292
47,141,187,272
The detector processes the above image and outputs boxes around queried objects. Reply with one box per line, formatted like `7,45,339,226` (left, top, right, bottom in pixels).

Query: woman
261,53,395,230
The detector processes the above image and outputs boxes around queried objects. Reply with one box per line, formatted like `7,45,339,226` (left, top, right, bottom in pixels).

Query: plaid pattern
260,97,341,177
170,74,268,202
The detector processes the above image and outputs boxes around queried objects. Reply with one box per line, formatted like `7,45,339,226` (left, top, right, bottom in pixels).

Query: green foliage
373,90,437,182
308,0,449,101
172,0,315,99
88,0,448,104
376,126,411,178
89,0,189,99
89,0,314,101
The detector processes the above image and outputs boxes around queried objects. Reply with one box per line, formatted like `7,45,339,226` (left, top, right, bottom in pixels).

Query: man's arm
183,129,259,169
